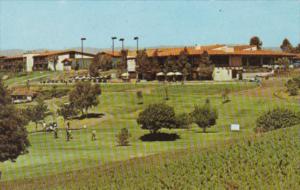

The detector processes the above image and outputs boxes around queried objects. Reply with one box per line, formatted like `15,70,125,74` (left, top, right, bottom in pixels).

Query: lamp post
111,36,117,56
80,37,86,71
119,38,124,50
134,36,139,52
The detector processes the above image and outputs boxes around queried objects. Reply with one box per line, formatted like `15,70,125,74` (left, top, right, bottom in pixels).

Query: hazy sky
0,0,299,50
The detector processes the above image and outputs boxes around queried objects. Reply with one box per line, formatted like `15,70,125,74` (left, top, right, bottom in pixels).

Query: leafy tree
280,38,293,52
69,82,101,116
26,97,49,131
90,53,113,77
151,50,161,75
178,47,191,82
198,51,213,79
116,128,131,146
250,36,263,50
137,103,177,134
292,43,300,53
191,100,218,133
0,79,30,179
116,50,128,77
286,79,299,96
256,108,300,132
136,49,151,80
275,57,290,71
89,61,100,77
57,103,79,122
164,56,177,73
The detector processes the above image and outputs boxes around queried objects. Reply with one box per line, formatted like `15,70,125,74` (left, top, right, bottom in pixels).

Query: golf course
0,72,299,189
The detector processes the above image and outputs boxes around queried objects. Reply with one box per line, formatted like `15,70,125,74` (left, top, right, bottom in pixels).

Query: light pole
111,36,117,56
134,36,139,52
119,38,124,50
80,37,86,71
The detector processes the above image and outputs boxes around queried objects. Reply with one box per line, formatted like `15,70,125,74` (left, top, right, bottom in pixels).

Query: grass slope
1,82,299,182
3,125,299,189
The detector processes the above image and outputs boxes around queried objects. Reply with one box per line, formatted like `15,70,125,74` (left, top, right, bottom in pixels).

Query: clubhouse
103,44,295,81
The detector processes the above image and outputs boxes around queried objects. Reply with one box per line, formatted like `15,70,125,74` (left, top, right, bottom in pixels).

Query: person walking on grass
66,122,72,141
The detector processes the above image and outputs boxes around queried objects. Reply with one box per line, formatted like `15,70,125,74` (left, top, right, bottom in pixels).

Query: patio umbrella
166,72,175,76
156,72,165,76
175,72,182,76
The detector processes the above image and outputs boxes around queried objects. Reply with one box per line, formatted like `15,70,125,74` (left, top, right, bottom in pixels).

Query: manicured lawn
1,81,299,182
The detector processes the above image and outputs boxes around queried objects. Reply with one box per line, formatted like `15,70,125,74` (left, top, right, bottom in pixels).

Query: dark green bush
116,128,131,146
256,108,300,132
137,103,176,133
191,101,218,133
286,79,299,96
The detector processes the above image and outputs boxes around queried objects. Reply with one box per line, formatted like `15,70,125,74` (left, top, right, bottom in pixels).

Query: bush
286,79,299,96
191,101,218,133
116,128,131,146
256,108,300,132
175,113,193,129
137,103,176,133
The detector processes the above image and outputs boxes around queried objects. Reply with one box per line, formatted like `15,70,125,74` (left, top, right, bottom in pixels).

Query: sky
0,0,299,50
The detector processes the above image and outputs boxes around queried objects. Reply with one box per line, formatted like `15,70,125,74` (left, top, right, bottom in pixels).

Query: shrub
175,113,193,129
137,103,176,133
286,79,298,96
116,128,131,146
255,108,300,132
191,101,218,133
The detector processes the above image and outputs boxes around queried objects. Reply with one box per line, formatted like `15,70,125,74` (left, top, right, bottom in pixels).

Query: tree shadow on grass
140,132,180,142
73,113,105,120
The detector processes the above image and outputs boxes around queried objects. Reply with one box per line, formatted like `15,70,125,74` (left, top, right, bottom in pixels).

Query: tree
151,50,161,75
280,38,293,52
49,56,58,71
116,128,131,146
178,47,191,82
164,56,177,73
57,103,79,122
198,51,213,80
137,103,177,134
69,82,101,116
116,50,128,77
136,49,151,80
26,97,49,131
191,100,218,133
90,53,113,77
0,79,30,179
275,57,290,71
250,36,263,50
292,43,300,53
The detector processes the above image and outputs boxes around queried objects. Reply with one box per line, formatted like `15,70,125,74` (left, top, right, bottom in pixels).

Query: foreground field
1,78,299,186
3,125,299,189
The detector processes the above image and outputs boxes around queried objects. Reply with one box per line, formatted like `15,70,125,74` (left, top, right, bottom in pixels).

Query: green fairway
1,81,299,182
